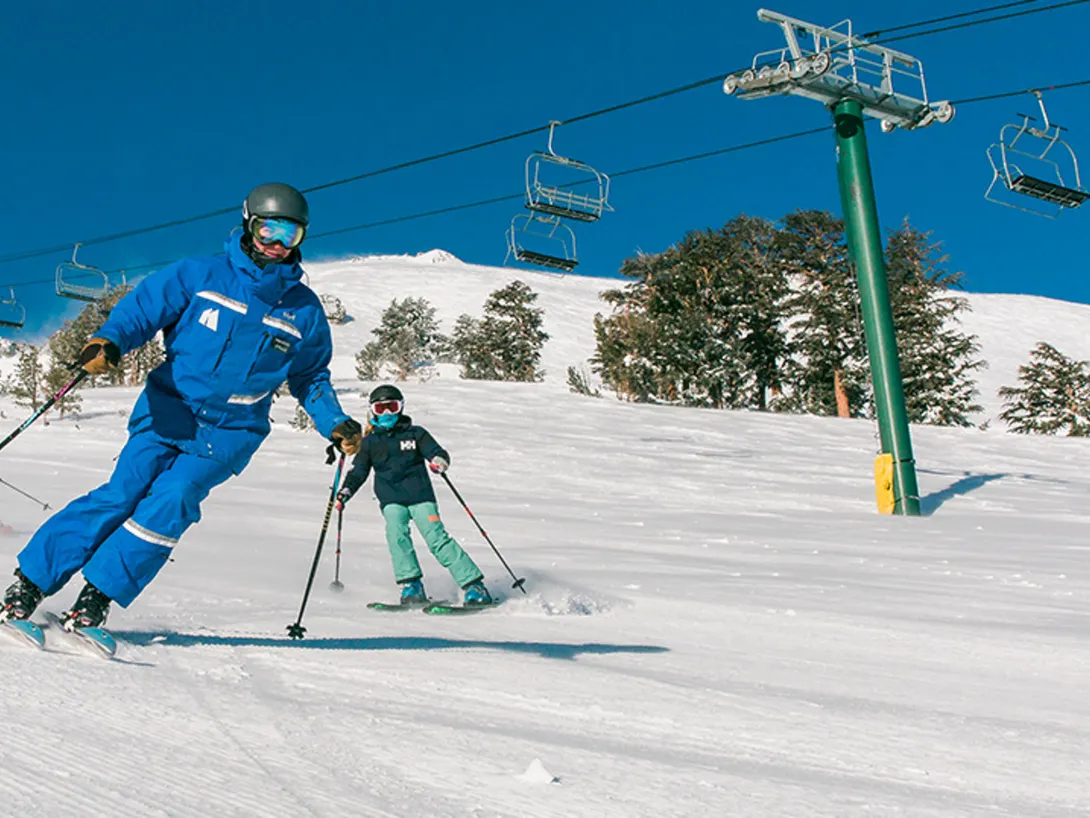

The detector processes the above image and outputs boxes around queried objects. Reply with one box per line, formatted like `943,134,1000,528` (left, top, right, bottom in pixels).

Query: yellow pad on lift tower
874,453,895,515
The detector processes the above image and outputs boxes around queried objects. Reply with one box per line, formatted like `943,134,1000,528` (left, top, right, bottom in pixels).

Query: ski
367,599,450,612
41,612,118,659
0,619,46,650
422,601,502,615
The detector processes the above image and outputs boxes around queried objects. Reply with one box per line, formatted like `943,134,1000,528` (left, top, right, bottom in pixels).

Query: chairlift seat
525,200,601,223
0,317,24,329
514,249,577,272
1010,174,1089,208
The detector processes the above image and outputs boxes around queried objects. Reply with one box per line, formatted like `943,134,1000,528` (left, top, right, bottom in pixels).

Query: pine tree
452,281,549,382
46,285,164,388
592,216,788,408
883,221,984,427
9,343,45,411
355,297,448,381
999,342,1090,436
776,210,869,417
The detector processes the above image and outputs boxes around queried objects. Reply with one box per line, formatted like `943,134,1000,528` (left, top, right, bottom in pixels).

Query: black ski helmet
368,384,404,404
242,182,310,230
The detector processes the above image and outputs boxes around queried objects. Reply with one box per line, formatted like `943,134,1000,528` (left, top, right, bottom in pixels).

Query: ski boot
462,579,493,607
60,581,111,631
399,579,427,605
1,569,44,623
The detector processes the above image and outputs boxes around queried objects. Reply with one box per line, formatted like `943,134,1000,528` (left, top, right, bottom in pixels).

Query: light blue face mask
373,413,399,429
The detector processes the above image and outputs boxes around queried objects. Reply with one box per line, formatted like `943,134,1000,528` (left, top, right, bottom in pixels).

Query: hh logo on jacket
400,440,416,451
198,308,219,332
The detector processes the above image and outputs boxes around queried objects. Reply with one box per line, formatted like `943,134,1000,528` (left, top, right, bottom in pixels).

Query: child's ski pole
441,472,526,594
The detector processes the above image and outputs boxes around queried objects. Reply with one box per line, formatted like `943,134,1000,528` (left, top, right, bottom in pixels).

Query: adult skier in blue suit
0,183,363,631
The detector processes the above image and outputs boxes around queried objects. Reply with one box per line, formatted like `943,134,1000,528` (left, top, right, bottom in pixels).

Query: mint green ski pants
381,501,482,588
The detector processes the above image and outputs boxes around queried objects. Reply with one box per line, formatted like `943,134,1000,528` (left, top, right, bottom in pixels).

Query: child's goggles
370,399,403,416
249,216,306,249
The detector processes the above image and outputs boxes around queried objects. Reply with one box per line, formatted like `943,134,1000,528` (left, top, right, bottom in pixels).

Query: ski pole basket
0,287,26,330
985,90,1089,217
505,212,578,272
55,243,111,302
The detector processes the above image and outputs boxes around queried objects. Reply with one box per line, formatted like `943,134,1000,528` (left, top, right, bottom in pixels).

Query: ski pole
329,505,345,592
0,369,87,457
286,449,345,640
440,472,526,594
0,476,50,510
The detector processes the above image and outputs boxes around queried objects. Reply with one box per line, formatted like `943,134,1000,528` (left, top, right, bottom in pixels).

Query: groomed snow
1,253,1088,817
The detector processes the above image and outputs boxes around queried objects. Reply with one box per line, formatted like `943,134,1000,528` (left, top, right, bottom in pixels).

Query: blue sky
1,0,1088,338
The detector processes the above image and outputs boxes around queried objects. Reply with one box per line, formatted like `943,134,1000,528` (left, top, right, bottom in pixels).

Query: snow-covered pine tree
355,297,449,381
46,285,164,389
452,281,549,382
9,343,45,411
776,210,869,417
999,342,1090,436
884,221,984,427
593,216,788,408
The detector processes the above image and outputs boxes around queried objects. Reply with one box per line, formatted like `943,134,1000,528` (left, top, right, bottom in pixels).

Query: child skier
336,384,492,606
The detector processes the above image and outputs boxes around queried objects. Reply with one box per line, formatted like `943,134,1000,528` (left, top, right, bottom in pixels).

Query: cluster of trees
999,343,1090,437
354,280,548,385
590,210,986,427
2,228,1086,441
1,286,164,417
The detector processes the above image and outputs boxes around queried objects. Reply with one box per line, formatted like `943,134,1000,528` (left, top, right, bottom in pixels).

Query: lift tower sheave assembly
724,9,958,516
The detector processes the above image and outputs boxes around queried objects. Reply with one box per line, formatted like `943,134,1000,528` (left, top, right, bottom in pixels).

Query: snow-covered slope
1,254,1089,817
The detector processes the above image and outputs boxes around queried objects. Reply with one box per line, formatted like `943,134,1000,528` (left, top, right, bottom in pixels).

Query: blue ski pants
18,431,234,607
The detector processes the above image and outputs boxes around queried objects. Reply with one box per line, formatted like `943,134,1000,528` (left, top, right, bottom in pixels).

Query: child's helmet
368,384,404,429
368,384,404,404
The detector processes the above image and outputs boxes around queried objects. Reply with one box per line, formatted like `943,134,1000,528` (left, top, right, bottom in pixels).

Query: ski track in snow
1,256,1089,816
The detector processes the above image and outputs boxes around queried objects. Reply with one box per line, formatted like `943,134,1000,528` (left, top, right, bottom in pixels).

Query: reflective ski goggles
370,399,403,416
249,216,306,249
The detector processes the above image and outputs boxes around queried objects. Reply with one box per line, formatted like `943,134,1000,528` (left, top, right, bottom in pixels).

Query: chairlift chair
505,212,578,272
55,243,111,302
0,287,26,330
524,122,612,223
985,91,1090,218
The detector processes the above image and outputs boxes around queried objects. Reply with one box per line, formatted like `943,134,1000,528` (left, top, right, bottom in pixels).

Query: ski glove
79,338,121,376
335,488,352,511
331,418,363,455
428,457,449,475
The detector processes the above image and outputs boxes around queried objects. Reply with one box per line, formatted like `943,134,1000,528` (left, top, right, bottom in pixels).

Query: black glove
331,418,363,455
79,338,121,375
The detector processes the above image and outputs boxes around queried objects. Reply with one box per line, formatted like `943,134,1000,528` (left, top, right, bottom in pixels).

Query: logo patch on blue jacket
400,440,416,451
271,337,291,353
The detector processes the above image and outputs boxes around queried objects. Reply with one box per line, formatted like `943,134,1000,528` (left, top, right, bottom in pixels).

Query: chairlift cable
0,0,1084,276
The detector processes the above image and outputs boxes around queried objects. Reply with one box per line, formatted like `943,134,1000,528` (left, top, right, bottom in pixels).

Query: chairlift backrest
0,287,26,330
985,91,1088,217
524,122,612,223
56,243,111,302
505,212,578,272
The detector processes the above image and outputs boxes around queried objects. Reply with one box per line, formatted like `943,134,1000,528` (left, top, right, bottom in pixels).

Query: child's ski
367,599,449,612
422,601,502,615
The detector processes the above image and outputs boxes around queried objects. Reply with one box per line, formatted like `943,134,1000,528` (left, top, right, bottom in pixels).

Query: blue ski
1,619,46,650
41,612,117,659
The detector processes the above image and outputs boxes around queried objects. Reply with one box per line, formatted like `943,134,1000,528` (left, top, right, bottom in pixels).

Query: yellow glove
79,338,121,376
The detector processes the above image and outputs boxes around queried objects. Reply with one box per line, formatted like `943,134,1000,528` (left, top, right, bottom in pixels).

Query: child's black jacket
341,414,449,508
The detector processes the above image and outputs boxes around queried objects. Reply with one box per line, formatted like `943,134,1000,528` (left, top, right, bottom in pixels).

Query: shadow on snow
116,630,670,661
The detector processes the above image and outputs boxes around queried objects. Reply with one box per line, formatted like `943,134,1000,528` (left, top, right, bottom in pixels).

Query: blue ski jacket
341,415,449,508
95,232,350,475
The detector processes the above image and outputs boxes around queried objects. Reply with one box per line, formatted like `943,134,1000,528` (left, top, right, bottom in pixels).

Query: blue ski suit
18,232,350,607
